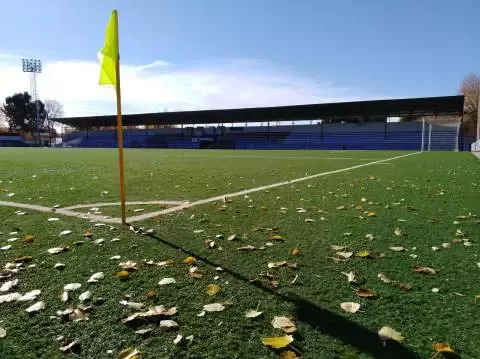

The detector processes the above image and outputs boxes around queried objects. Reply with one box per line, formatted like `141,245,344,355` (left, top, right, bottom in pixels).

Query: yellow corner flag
99,10,118,86
99,10,127,225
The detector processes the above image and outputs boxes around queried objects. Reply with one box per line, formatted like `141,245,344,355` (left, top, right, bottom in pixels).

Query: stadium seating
60,123,463,151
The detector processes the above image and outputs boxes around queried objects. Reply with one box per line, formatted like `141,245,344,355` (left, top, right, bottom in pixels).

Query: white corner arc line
126,151,421,222
63,200,187,210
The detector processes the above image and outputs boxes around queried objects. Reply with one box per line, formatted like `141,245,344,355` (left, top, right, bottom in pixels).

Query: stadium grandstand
22,95,477,151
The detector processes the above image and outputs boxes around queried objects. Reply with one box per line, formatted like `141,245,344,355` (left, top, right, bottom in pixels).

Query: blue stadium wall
60,122,467,151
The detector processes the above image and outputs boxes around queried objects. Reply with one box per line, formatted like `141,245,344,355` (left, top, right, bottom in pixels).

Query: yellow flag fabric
99,10,118,86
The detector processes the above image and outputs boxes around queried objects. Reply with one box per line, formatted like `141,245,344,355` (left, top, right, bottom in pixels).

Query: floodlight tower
22,58,42,144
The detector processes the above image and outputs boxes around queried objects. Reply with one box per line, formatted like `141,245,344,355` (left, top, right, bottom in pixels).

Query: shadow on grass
135,226,423,359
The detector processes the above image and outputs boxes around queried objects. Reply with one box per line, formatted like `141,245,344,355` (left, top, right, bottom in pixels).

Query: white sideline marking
0,152,420,224
155,154,382,161
127,152,421,222
63,200,186,210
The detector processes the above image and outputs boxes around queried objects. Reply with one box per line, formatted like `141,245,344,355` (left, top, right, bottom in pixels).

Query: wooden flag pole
113,11,127,224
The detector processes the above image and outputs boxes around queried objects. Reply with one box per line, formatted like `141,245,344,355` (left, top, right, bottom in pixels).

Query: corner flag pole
113,11,127,224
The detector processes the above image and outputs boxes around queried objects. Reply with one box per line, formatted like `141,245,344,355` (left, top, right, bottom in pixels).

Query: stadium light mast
22,58,42,145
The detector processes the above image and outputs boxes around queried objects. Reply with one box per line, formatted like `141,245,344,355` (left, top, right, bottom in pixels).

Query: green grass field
0,148,479,359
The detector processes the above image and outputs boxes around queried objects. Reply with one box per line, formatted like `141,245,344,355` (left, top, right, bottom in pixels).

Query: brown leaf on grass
272,316,296,333
206,284,221,296
24,235,34,243
279,350,299,359
398,283,413,291
83,231,93,239
336,205,346,210
433,343,455,353
237,245,256,251
227,234,237,241
189,267,203,279
367,211,377,217
331,245,346,251
413,266,437,275
47,247,69,254
291,248,300,256
394,228,403,236
271,234,283,241
122,306,177,327
262,335,293,349
117,347,141,359
14,256,33,263
183,256,196,265
356,288,376,298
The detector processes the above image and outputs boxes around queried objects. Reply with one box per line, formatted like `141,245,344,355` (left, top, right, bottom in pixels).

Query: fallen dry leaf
268,261,288,269
390,246,407,252
279,351,299,359
413,266,437,275
377,273,392,283
202,303,225,312
394,228,403,236
331,245,346,251
135,328,152,336
272,316,296,333
367,211,377,217
119,301,145,310
117,347,141,359
47,247,69,254
87,272,104,283
0,293,21,303
398,283,413,291
26,301,45,313
159,320,179,330
340,302,361,313
60,340,81,354
78,291,92,303
117,271,130,280
341,271,358,284
18,289,41,302
271,234,283,241
24,235,34,243
336,205,346,210
378,326,404,343
335,251,353,259
237,245,256,251
183,256,197,265
227,234,237,241
291,248,300,256
433,343,455,353
59,230,72,236
189,267,203,279
158,278,176,286
173,334,183,345
245,309,263,318
206,284,221,296
355,250,371,258
356,288,376,298
0,279,18,292
262,335,293,349
64,283,81,291
0,327,5,338
118,261,138,271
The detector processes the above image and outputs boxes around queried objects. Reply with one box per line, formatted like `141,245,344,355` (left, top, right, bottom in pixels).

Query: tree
0,92,46,132
44,100,64,121
459,73,480,138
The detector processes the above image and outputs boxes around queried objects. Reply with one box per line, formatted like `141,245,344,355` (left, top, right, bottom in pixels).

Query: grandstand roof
57,95,464,128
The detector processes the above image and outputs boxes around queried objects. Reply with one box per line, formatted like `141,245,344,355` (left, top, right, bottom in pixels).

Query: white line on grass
0,152,420,224
127,151,421,222
63,200,187,210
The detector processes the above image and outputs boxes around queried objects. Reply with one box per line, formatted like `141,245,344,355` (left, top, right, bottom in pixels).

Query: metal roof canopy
56,95,464,129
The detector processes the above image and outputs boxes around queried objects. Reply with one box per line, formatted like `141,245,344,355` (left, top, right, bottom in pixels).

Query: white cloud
0,53,367,117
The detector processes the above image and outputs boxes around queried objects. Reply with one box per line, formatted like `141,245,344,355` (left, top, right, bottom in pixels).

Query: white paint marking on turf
63,200,186,210
150,154,382,161
126,151,421,222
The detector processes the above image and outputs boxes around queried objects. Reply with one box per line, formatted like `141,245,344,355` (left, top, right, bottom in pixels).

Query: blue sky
0,0,478,116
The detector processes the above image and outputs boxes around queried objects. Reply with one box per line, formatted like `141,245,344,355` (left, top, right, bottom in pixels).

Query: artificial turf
0,149,479,359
